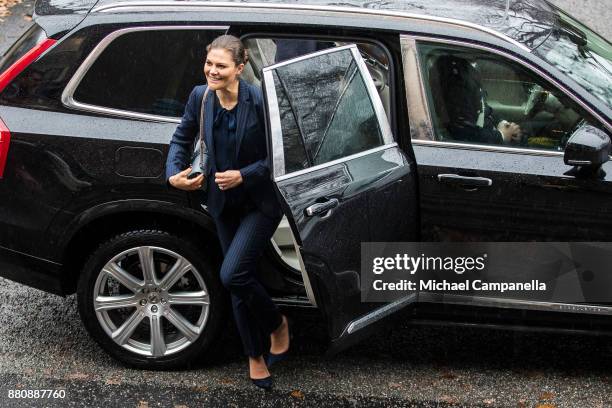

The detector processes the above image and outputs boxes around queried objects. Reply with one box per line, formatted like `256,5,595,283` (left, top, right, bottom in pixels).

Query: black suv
0,0,611,368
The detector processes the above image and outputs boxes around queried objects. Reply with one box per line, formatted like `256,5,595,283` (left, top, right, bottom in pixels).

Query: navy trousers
214,203,283,357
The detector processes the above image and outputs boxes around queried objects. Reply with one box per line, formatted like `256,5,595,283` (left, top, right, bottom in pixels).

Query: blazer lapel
234,79,251,160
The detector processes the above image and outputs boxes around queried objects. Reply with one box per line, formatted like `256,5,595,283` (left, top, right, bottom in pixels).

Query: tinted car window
419,42,593,151
314,65,382,165
73,29,225,118
270,48,384,173
244,37,392,121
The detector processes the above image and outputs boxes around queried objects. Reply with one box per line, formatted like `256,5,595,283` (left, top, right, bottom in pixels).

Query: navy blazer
166,79,282,220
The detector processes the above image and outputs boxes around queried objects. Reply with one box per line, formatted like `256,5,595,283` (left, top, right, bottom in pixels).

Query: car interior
421,45,585,151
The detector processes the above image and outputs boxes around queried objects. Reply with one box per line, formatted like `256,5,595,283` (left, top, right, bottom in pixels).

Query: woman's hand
215,170,243,190
169,167,205,191
498,120,522,144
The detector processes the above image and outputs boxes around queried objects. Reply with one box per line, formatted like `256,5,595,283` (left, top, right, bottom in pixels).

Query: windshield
534,9,612,109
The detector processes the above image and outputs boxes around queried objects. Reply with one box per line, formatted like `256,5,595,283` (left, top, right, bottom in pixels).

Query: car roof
35,0,559,50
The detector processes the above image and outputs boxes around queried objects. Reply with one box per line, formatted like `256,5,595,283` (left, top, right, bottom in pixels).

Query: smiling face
204,48,244,91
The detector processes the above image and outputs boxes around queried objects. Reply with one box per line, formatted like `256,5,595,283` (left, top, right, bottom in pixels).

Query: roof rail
91,1,530,52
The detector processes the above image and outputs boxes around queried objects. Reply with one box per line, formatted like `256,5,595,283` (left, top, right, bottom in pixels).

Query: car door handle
437,174,493,187
305,198,339,217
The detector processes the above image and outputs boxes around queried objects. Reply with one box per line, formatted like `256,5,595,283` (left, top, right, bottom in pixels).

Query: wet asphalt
1,1,612,407
1,276,612,408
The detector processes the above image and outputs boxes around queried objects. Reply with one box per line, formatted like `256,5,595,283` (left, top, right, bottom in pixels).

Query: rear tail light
0,38,57,93
0,117,10,178
0,33,57,178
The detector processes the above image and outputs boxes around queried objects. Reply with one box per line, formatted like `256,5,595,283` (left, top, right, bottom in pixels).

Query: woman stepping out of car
166,35,291,390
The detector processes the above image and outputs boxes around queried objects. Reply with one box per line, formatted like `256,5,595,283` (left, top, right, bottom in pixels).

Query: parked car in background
0,0,610,368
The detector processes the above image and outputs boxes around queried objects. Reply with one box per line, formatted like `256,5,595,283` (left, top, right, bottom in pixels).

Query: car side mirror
564,123,611,172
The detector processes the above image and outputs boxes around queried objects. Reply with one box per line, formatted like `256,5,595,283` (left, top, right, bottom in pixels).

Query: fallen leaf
66,372,89,380
539,391,554,401
174,405,189,408
535,404,556,408
192,385,208,393
517,399,528,408
291,390,305,400
137,401,149,408
219,378,234,385
483,398,496,405
105,378,121,385
388,382,402,389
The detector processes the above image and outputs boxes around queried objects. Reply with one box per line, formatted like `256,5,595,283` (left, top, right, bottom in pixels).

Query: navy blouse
213,93,247,208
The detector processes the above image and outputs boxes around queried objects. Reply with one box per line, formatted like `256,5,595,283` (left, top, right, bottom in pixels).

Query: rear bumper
0,245,64,295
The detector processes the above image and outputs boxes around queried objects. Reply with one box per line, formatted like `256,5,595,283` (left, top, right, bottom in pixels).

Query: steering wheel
524,84,549,117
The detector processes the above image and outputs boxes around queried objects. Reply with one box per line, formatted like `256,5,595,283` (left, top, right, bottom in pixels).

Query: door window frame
401,34,612,158
61,25,229,123
262,44,397,180
239,32,398,129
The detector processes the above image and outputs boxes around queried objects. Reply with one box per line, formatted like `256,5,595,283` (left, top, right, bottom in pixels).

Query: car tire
77,229,227,369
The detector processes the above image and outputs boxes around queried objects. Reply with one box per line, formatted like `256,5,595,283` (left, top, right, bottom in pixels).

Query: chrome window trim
263,44,396,181
61,25,229,122
262,69,286,180
412,139,565,157
91,1,530,53
275,143,397,183
418,293,612,316
350,46,394,145
402,34,612,156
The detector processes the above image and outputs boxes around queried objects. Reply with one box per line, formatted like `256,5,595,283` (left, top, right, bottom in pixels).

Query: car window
418,42,595,151
243,37,392,122
72,29,225,118
267,47,386,173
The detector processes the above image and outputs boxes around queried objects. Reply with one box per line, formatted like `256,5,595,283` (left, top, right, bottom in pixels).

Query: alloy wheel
92,246,210,357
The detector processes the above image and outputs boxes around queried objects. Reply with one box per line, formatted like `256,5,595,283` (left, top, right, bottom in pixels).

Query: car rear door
261,45,418,352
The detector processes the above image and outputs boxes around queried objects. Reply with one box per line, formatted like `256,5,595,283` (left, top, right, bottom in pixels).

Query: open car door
261,45,418,353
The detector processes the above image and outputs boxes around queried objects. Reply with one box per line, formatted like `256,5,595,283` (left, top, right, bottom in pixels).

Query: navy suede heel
265,349,289,368
266,316,292,368
251,375,273,390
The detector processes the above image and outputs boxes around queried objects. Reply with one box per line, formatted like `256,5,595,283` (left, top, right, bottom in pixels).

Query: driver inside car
434,55,523,145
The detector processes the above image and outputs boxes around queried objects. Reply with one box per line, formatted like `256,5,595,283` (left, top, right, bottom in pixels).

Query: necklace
220,100,238,111
216,90,238,111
